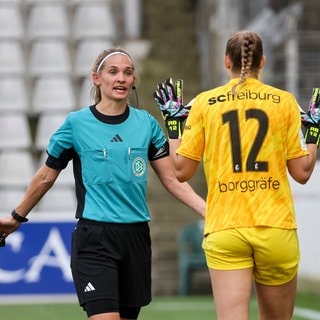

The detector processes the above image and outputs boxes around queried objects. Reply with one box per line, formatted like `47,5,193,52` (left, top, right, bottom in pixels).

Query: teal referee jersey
46,105,169,223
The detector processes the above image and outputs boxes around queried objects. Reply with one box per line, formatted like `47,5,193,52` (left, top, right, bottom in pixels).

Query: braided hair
225,30,263,94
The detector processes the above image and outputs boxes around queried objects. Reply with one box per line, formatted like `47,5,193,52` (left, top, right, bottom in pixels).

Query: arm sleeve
45,114,75,169
45,148,75,170
147,113,170,161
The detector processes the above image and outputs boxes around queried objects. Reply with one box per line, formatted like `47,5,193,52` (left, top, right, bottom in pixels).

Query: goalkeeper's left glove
153,78,191,139
300,87,320,145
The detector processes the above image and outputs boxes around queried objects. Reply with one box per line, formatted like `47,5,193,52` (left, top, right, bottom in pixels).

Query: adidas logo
84,282,95,292
154,146,166,158
110,134,123,142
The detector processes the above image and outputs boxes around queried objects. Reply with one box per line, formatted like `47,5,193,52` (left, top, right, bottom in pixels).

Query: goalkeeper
154,30,319,320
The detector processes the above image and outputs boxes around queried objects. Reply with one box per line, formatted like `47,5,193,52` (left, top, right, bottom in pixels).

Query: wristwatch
11,210,29,223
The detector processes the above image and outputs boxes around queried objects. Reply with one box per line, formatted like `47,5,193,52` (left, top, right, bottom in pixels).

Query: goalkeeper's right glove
153,78,190,139
300,88,320,145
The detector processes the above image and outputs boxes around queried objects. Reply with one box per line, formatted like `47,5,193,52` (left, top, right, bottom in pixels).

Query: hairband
96,51,132,73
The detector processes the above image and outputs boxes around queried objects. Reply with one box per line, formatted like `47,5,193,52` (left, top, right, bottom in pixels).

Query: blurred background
0,0,320,299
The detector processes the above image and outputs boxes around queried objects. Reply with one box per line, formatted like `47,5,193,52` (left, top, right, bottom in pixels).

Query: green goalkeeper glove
300,88,320,145
153,78,190,139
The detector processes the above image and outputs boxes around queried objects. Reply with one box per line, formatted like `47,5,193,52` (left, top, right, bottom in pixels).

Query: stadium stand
0,0,117,214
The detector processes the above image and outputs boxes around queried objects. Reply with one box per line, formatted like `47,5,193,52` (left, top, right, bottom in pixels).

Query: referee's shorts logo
84,282,95,292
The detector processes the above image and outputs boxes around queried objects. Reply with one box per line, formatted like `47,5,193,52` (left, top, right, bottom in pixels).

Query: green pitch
0,292,319,320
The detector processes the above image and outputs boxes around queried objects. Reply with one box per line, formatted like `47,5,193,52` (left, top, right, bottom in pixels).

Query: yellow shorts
202,227,300,285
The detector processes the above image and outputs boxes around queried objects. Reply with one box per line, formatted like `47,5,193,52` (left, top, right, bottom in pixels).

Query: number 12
222,109,269,173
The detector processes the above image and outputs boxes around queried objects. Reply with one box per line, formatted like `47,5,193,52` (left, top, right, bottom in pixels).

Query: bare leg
255,275,297,320
88,313,137,320
89,312,120,320
209,268,253,320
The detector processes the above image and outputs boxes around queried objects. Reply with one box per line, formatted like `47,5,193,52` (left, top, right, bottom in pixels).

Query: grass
1,292,320,320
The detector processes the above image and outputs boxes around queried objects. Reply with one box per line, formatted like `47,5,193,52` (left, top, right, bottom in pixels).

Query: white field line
294,307,320,320
0,294,77,304
151,301,320,319
0,297,320,320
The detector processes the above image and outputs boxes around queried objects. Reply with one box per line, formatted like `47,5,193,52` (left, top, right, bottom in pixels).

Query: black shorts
70,219,152,314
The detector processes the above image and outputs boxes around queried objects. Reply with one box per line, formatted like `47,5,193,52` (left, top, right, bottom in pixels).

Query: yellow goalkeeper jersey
177,78,309,235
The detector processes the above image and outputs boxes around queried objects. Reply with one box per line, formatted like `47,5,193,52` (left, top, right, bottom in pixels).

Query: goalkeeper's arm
288,88,320,184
